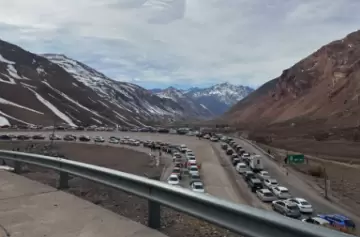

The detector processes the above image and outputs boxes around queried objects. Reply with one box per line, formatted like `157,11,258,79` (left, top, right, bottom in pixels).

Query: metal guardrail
0,150,352,237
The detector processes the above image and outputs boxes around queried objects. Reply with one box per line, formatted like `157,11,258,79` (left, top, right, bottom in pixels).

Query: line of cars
166,145,205,193
217,136,357,235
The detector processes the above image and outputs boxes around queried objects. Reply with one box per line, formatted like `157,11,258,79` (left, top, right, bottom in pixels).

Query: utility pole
324,167,329,199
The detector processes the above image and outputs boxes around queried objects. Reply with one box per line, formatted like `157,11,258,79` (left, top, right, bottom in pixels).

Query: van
236,162,247,174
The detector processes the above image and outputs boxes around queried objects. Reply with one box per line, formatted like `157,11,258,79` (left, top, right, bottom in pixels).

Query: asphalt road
0,131,245,205
232,136,360,232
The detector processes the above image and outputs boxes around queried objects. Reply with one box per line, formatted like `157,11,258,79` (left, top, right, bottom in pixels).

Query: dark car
0,134,12,140
158,128,170,133
221,143,228,150
226,149,234,155
17,134,30,140
244,171,256,182
248,178,263,192
32,134,46,140
232,157,241,166
189,173,201,185
79,135,91,142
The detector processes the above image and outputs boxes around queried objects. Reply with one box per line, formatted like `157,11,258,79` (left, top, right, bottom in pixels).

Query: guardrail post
148,199,161,229
14,161,22,174
58,171,69,189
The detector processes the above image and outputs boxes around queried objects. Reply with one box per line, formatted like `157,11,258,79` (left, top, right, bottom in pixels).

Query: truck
250,155,264,173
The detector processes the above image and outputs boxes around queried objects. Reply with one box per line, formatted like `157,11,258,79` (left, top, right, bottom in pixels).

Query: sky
0,0,359,90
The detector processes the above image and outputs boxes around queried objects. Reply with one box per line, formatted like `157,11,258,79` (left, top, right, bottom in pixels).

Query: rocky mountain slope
226,30,360,134
153,87,214,118
153,83,253,116
0,39,193,127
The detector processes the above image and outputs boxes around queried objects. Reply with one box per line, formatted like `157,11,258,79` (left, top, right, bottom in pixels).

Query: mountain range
151,83,253,116
225,30,360,137
0,38,252,127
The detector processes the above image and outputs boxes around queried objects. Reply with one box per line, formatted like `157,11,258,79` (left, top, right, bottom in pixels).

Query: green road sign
287,154,305,164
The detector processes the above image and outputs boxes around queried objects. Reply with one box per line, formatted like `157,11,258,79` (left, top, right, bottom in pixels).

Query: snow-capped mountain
152,83,253,116
0,39,191,127
154,87,214,118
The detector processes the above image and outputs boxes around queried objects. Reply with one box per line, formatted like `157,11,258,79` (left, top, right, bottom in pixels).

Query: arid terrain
0,141,238,237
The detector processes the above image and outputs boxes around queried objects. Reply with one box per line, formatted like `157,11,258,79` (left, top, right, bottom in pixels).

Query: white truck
249,155,264,172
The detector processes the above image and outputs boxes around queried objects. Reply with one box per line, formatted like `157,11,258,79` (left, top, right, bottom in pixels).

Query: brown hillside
226,30,360,134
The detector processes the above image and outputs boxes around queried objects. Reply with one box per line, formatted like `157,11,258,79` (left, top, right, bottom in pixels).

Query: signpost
287,154,305,164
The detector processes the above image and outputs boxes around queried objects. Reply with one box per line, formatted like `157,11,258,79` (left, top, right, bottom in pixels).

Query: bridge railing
0,150,351,237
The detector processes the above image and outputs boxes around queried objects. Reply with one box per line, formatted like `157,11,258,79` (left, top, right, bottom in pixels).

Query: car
32,134,46,140
318,214,356,234
167,174,180,185
263,178,279,189
17,134,31,140
94,136,105,143
221,143,228,150
232,157,241,166
191,181,205,193
302,217,331,228
256,171,270,181
172,167,182,179
235,162,247,174
256,189,276,202
287,198,313,213
109,138,119,144
173,152,182,158
272,200,301,218
226,149,234,155
189,173,201,185
203,134,210,139
79,135,90,142
187,159,197,167
63,134,76,141
210,137,219,142
188,165,199,175
49,134,62,140
244,171,256,181
271,186,291,199
248,178,263,192
0,134,12,140
180,144,187,153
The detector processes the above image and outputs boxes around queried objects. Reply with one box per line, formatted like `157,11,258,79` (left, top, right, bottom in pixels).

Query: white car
109,138,119,144
94,136,105,142
210,137,219,142
235,162,247,174
287,198,313,213
167,174,180,185
302,217,330,226
257,171,270,181
191,182,205,193
188,165,199,175
256,189,276,202
271,186,291,199
263,178,279,189
186,153,195,159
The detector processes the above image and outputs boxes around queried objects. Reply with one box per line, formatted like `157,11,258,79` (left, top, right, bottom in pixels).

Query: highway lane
0,131,245,204
232,136,360,231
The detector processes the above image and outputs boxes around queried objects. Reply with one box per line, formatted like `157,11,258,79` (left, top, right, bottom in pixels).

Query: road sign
287,154,305,164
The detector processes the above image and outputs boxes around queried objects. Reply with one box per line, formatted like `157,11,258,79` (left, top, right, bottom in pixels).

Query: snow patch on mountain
0,97,43,114
25,86,76,127
0,115,10,126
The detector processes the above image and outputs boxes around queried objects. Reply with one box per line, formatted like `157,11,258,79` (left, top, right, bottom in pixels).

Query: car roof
293,197,307,202
169,174,178,178
311,217,330,224
250,178,261,182
260,189,271,193
324,214,352,221
193,181,203,185
277,186,288,191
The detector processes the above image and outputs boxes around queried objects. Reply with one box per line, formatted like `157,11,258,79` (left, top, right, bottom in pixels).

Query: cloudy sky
0,0,359,89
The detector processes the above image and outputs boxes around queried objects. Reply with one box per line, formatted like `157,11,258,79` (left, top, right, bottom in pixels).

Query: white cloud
0,0,359,89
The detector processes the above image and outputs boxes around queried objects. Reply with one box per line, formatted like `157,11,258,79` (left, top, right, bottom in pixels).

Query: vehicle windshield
194,184,203,189
190,167,198,171
264,192,273,197
280,190,289,194
287,205,298,210
300,201,310,205
271,181,278,184
169,177,178,181
192,175,200,179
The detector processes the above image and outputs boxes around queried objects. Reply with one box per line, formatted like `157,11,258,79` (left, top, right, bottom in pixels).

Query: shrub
307,165,325,178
